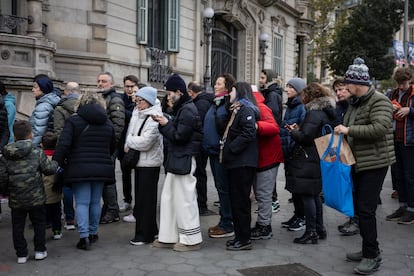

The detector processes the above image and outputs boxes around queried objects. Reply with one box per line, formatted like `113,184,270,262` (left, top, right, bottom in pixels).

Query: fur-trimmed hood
306,96,337,122
305,96,336,111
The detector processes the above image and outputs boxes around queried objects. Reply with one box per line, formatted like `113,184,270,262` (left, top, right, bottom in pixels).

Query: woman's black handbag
121,116,149,170
165,153,192,175
121,149,141,170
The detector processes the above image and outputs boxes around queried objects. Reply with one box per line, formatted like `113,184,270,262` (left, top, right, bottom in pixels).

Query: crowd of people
0,58,412,275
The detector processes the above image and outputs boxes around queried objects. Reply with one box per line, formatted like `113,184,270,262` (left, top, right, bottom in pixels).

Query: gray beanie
287,77,306,93
344,57,371,86
136,86,157,106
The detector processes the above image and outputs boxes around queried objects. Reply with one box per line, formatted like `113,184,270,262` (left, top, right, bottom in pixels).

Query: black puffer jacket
221,103,258,169
159,95,202,159
285,96,337,195
193,91,214,123
53,103,116,184
260,82,283,125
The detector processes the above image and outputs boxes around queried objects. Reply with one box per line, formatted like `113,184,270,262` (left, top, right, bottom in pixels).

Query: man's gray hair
98,71,114,84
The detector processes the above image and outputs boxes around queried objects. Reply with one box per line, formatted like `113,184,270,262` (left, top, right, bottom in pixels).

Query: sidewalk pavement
0,164,413,275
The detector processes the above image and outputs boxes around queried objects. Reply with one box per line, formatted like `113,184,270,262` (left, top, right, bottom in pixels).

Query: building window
409,24,414,44
272,34,283,77
0,0,17,34
136,0,180,52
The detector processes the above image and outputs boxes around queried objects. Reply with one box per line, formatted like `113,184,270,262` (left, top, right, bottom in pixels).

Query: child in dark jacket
0,120,57,264
41,132,63,240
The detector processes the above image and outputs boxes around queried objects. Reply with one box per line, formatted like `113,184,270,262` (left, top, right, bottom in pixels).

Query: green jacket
102,88,125,145
344,87,395,173
0,140,57,209
53,95,79,138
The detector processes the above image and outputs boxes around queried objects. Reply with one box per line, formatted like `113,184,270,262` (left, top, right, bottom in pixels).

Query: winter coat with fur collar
285,96,337,195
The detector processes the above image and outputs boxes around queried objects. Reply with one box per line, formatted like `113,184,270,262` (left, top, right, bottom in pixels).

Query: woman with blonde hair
53,91,116,250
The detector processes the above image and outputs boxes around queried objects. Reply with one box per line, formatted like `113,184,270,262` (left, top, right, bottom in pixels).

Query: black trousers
292,193,305,218
302,194,323,232
195,150,208,210
353,166,388,258
12,205,47,257
46,202,62,232
228,166,256,243
133,167,160,243
121,165,133,204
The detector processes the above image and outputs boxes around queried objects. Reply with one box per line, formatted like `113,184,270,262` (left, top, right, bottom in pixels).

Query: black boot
293,231,318,244
76,238,91,250
89,234,99,244
317,229,327,240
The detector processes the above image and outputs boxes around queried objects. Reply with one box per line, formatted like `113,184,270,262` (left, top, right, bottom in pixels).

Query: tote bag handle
321,124,342,161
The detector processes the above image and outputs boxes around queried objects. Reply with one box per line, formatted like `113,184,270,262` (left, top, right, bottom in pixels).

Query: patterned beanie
344,57,371,86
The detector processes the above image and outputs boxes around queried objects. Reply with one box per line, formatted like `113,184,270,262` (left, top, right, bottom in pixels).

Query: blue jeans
72,182,104,238
209,155,233,232
63,186,74,221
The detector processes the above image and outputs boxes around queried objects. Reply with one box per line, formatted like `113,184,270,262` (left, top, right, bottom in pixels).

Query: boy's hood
3,140,33,161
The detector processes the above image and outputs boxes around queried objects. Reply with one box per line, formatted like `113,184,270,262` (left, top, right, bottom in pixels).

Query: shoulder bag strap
219,106,239,163
137,115,150,136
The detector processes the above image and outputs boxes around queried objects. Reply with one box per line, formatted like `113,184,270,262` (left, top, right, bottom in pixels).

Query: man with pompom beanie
334,57,395,275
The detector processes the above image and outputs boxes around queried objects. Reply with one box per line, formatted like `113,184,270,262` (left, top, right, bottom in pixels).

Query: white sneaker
17,255,28,264
123,214,136,223
119,202,132,212
34,251,47,260
64,224,76,230
53,231,63,240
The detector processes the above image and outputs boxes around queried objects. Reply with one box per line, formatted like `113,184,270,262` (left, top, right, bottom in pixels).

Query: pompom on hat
35,77,54,94
165,73,187,95
344,57,371,86
135,86,157,106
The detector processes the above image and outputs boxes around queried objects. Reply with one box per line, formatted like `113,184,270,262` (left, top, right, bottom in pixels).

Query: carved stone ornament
1,50,10,60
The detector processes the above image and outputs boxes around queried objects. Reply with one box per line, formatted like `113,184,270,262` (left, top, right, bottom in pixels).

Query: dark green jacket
101,88,125,145
0,140,57,209
53,94,79,138
344,87,395,173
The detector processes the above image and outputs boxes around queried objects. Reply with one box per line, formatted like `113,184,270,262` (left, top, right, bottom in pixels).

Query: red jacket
254,91,284,170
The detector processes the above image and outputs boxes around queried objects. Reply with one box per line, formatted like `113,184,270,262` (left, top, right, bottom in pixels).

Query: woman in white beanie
124,86,164,245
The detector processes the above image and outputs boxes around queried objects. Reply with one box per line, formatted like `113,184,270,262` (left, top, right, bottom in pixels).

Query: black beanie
165,74,187,95
35,77,54,94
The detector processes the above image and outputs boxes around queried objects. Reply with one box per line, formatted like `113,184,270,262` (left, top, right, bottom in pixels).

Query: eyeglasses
136,99,147,104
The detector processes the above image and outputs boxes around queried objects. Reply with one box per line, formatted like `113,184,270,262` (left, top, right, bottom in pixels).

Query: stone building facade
0,0,313,117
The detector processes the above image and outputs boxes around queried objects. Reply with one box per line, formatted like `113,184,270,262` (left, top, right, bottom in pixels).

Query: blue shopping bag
320,125,354,217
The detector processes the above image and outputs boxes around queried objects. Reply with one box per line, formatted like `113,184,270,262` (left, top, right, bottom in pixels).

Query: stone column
298,36,308,79
27,0,44,37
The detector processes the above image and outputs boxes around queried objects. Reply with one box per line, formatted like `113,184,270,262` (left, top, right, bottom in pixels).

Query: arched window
211,15,238,83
